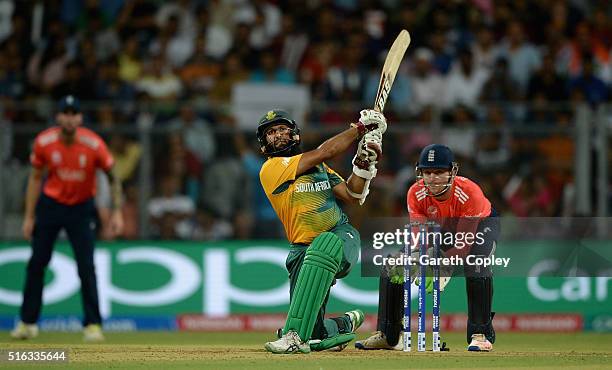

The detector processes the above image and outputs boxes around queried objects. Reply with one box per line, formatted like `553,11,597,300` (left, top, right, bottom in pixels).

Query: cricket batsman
356,144,500,351
258,109,386,353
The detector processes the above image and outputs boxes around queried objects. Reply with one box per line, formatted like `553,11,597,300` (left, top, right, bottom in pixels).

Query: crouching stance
355,144,499,352
258,109,386,353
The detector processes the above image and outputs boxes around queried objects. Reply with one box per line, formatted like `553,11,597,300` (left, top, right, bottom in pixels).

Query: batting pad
283,232,343,341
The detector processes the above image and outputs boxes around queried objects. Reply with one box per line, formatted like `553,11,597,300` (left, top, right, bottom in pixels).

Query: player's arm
296,127,360,176
332,175,367,205
22,167,44,240
296,109,386,176
104,166,124,237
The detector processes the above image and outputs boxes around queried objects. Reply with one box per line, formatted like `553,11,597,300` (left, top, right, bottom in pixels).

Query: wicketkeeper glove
411,246,454,293
387,244,453,291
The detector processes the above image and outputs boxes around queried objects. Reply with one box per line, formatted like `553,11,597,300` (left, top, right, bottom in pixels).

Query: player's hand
351,109,387,136
22,215,35,241
109,210,124,238
353,130,382,170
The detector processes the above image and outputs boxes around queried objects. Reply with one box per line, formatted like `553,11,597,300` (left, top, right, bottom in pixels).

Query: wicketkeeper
258,109,386,353
356,144,500,352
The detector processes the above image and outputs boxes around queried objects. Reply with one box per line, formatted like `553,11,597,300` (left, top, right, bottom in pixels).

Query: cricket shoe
83,324,105,342
326,309,365,352
265,330,311,354
467,333,492,352
355,331,403,350
10,321,39,340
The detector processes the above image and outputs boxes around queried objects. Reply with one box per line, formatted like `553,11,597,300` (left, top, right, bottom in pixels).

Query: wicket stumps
403,221,446,352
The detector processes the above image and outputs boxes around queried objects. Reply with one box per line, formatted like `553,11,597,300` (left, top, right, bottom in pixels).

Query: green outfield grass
1,331,611,369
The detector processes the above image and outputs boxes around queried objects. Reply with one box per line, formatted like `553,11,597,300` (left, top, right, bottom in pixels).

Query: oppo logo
0,246,378,316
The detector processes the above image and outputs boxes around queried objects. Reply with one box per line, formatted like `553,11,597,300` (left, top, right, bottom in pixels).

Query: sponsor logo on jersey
57,168,86,181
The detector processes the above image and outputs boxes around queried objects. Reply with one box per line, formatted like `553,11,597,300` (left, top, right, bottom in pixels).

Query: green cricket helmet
256,109,301,156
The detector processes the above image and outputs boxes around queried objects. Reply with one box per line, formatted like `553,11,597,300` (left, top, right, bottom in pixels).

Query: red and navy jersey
406,176,492,249
30,127,114,205
407,176,491,220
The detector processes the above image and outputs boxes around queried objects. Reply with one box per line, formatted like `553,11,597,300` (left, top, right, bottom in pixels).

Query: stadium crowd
0,0,610,240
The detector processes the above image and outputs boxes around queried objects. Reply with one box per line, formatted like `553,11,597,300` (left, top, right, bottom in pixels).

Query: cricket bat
374,30,411,112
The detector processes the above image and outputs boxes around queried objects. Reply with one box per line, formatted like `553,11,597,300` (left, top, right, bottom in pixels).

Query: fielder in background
11,95,124,342
356,144,500,352
258,109,385,353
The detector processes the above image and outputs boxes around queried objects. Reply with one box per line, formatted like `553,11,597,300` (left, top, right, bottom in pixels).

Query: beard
267,139,302,157
273,138,289,150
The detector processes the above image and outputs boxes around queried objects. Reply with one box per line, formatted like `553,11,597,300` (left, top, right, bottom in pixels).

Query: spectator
471,26,498,72
150,14,194,68
197,2,232,60
527,52,569,102
168,104,216,165
569,55,609,106
428,30,454,75
0,38,26,99
148,175,195,239
480,57,520,103
95,59,136,105
136,55,182,101
408,47,445,116
52,60,95,100
563,21,611,84
475,106,512,171
27,37,71,92
208,53,249,102
245,0,282,50
201,132,247,222
117,36,143,83
176,208,233,241
298,40,336,98
120,184,140,239
155,0,197,40
179,35,220,95
442,105,477,160
443,48,489,111
496,20,541,95
324,33,368,102
116,0,158,42
234,131,283,239
275,14,309,74
108,134,142,183
249,48,296,83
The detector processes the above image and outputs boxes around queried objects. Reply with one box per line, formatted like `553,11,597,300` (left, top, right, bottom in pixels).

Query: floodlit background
0,0,610,334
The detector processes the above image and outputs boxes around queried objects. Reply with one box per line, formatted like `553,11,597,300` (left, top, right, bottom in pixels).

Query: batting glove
351,109,387,136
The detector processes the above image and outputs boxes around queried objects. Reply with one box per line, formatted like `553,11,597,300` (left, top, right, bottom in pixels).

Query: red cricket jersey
407,176,492,254
30,127,114,205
